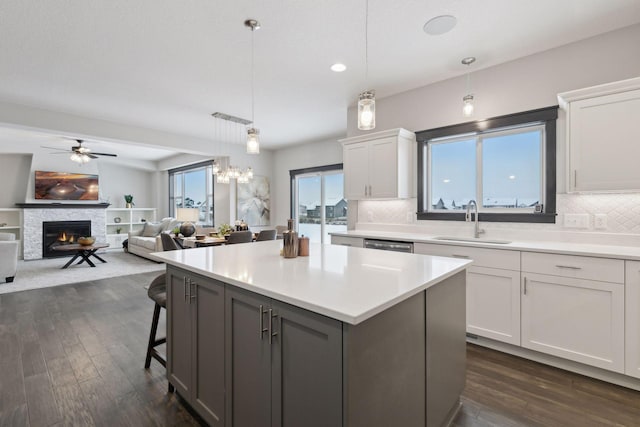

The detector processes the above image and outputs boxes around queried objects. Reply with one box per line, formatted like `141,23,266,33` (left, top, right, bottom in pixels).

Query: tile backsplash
357,193,640,235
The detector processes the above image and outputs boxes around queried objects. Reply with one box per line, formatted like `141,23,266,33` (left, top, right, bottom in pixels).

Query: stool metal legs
145,302,174,393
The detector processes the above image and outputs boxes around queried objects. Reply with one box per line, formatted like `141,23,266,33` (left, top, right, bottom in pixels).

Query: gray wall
0,153,32,207
346,24,640,139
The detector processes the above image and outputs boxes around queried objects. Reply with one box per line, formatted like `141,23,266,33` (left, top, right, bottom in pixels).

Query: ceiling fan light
358,90,376,130
247,128,260,154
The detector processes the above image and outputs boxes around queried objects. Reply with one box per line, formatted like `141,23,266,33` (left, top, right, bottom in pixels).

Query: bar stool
144,273,174,393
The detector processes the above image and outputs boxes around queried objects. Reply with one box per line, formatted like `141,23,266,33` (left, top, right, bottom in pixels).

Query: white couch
127,217,180,260
0,233,18,283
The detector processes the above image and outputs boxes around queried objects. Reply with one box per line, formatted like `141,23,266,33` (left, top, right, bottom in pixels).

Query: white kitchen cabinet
330,235,364,248
521,252,624,373
626,261,640,379
559,77,640,192
340,128,414,200
414,243,521,345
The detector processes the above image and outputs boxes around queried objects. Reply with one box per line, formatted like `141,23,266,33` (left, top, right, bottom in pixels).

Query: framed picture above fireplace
34,171,99,201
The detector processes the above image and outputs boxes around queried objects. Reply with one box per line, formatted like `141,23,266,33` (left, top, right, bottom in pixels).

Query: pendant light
357,0,375,130
462,56,476,117
245,19,261,154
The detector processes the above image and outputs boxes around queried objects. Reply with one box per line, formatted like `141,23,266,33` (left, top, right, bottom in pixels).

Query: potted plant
217,223,233,238
124,194,134,208
116,227,122,234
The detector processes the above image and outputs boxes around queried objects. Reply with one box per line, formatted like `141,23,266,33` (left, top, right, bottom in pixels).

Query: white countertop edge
331,230,640,260
147,251,471,325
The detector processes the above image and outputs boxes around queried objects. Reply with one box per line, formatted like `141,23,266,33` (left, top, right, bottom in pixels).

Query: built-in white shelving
0,208,23,258
105,207,156,250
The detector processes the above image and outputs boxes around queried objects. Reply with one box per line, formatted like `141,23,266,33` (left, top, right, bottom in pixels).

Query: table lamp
177,208,199,237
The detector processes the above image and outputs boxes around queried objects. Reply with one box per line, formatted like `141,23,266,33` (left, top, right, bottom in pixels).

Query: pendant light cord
251,26,255,126
365,0,369,83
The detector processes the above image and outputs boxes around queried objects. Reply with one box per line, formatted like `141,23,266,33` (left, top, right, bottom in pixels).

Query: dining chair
226,230,253,244
255,229,277,241
161,232,183,250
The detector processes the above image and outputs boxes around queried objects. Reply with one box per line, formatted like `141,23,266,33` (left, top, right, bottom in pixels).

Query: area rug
0,250,166,294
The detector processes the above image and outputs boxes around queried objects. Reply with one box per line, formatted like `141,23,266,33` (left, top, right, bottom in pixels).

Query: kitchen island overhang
149,240,471,325
149,241,472,427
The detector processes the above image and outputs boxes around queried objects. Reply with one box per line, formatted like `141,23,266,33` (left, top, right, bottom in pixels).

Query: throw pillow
141,222,164,237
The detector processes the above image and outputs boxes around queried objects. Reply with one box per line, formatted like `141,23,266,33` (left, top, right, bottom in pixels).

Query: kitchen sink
432,236,512,245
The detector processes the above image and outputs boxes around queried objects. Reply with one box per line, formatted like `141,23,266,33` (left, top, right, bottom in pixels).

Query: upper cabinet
559,77,640,192
340,128,415,200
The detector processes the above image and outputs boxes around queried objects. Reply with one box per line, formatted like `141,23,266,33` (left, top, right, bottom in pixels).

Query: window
169,161,214,226
290,164,345,244
417,107,558,223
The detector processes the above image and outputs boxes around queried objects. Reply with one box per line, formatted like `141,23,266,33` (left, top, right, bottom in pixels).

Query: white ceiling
0,0,639,156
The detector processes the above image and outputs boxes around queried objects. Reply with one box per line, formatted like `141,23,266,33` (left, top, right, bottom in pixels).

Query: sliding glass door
293,166,346,244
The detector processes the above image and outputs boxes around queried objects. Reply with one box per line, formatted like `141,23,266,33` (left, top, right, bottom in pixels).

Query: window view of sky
431,130,541,209
298,173,344,208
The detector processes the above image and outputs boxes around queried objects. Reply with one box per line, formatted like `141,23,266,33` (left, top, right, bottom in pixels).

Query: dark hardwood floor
2,273,640,427
0,272,202,427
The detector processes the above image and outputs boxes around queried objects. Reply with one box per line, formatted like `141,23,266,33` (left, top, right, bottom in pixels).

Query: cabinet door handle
269,309,279,345
555,265,582,270
452,254,470,259
259,305,268,339
574,170,577,188
190,281,197,302
183,277,188,303
523,277,527,295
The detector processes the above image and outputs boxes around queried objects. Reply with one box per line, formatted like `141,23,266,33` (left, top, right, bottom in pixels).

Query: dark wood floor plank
23,373,61,427
63,342,99,383
0,359,27,417
46,357,77,388
51,383,96,427
78,377,123,427
90,351,136,401
0,403,30,427
20,340,47,378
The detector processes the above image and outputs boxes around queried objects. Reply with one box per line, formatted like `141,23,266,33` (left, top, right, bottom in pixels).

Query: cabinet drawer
331,235,364,248
414,243,519,270
521,252,624,284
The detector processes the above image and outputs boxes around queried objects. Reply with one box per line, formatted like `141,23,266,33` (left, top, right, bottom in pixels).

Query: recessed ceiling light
331,63,347,72
423,15,457,36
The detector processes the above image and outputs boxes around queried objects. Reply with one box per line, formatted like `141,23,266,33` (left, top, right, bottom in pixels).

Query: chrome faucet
465,200,485,238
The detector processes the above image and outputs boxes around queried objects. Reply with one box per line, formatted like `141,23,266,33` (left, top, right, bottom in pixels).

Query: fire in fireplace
42,220,91,258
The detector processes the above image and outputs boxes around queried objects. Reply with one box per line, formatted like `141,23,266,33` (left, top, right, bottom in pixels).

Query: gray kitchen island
149,240,471,427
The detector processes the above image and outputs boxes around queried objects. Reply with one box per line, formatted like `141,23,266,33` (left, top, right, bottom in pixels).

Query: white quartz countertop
331,230,640,260
149,240,471,325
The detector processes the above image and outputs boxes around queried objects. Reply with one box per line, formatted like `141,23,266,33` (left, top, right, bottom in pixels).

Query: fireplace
42,220,91,258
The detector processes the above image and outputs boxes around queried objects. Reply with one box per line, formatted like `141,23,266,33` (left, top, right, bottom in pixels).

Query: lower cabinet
520,272,624,373
414,243,521,345
166,266,225,426
626,261,640,379
330,235,364,247
225,286,343,427
466,267,521,345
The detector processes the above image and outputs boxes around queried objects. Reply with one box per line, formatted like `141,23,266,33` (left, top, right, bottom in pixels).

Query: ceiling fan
42,139,118,164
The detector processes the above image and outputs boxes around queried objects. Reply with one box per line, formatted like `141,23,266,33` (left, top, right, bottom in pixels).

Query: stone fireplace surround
19,204,107,260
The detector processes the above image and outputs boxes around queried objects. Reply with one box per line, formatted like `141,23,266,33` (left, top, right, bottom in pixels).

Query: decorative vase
126,203,133,208
282,219,298,258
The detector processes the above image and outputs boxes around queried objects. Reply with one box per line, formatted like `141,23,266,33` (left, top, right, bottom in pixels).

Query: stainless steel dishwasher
363,238,414,253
